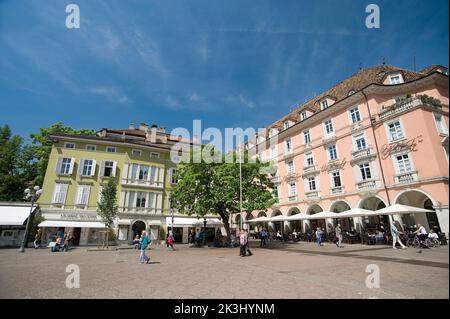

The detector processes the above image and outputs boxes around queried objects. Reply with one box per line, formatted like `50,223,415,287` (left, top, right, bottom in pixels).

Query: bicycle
410,234,433,249
427,237,441,248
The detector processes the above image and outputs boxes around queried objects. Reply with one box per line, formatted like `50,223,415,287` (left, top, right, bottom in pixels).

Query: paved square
0,242,448,299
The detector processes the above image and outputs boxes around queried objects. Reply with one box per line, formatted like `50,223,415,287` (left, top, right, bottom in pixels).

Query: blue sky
0,0,448,148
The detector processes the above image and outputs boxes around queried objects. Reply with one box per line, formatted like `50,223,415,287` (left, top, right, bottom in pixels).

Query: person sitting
292,229,298,241
276,230,283,240
375,231,385,244
428,229,439,240
51,236,63,252
414,224,428,243
133,235,140,249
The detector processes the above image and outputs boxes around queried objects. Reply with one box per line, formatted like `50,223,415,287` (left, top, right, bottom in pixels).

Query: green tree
0,125,27,201
97,177,119,244
170,147,276,239
28,122,95,186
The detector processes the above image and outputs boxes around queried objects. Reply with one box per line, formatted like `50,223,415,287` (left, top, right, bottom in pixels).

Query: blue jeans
139,249,149,263
316,236,321,246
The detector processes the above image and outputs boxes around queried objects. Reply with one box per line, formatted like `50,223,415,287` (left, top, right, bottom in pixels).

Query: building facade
37,123,221,245
237,64,449,236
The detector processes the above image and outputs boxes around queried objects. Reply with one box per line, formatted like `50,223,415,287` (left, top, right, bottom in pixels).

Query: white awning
366,204,434,216
0,205,35,226
165,217,222,227
38,220,106,229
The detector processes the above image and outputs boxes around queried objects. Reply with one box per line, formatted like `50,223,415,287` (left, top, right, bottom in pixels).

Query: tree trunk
218,211,231,239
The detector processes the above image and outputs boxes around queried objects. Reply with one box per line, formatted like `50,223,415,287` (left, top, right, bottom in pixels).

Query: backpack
167,236,174,244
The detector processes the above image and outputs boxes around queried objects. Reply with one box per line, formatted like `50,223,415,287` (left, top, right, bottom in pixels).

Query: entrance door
72,228,81,246
132,221,146,239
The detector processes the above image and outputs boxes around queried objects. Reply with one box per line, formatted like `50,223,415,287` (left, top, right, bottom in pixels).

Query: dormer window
283,121,290,130
300,111,307,121
389,73,403,85
320,99,329,110
348,90,356,96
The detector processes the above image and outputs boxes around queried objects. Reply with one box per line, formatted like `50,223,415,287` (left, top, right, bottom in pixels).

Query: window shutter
99,161,105,177
122,163,129,181
97,186,103,204
52,184,61,203
83,185,91,206
112,161,117,177
128,192,135,208
55,156,63,174
156,193,162,210
76,186,83,204
59,184,68,204
158,167,164,185
90,160,97,176
145,193,150,208
78,159,85,176
68,157,75,175
119,191,125,208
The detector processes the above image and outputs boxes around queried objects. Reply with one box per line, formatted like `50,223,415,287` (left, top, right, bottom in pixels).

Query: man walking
139,230,151,264
391,222,407,249
335,224,343,248
315,228,322,247
239,230,247,257
259,228,267,247
245,230,253,256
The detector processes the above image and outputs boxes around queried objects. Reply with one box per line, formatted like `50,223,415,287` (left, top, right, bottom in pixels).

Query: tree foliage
97,177,119,229
170,146,276,238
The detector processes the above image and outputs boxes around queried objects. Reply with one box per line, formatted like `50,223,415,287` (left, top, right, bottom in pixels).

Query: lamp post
19,186,43,253
203,217,207,245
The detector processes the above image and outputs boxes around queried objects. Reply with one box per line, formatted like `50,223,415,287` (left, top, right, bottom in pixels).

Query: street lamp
20,185,43,253
203,217,207,245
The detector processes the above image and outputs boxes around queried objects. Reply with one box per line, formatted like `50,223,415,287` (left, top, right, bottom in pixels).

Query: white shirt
418,226,428,235
428,233,438,239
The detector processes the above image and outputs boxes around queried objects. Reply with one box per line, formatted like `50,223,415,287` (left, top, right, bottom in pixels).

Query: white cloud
189,92,205,102
89,87,131,104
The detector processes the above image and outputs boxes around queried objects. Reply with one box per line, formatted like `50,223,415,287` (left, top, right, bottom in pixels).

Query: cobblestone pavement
0,242,448,299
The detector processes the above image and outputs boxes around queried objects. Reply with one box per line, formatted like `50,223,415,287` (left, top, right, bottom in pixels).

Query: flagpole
239,136,243,231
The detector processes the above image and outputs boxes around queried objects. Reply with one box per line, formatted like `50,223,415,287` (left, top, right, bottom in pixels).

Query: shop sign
60,213,98,221
380,135,423,159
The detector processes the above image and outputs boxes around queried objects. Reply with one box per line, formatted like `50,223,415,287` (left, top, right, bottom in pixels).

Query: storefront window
87,229,100,244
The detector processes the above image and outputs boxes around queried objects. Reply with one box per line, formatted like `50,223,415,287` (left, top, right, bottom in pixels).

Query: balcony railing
379,96,441,121
286,172,297,181
356,180,377,191
271,176,281,184
120,207,163,214
322,134,336,144
303,164,319,175
351,121,363,132
351,147,376,164
305,191,319,199
283,151,295,160
121,178,164,188
394,171,418,184
330,186,344,195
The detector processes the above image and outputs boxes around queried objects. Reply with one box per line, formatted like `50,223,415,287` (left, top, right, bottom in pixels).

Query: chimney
158,127,166,133
138,123,148,131
128,123,135,130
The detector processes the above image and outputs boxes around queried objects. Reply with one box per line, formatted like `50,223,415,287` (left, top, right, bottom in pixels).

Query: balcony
305,191,319,200
283,151,295,160
303,164,319,176
350,147,376,164
322,134,336,144
303,142,313,150
286,172,297,181
120,207,163,214
356,180,377,191
394,171,418,185
351,121,364,132
271,176,281,184
379,96,441,121
330,186,344,195
121,178,164,189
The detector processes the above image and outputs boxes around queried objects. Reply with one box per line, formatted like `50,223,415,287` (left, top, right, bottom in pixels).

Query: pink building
236,64,449,236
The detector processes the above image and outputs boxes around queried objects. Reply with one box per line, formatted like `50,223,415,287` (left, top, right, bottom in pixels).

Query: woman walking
139,230,151,264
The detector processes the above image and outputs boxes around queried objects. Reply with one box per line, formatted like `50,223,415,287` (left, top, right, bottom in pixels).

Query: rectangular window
285,138,292,154
355,136,367,150
64,143,75,149
389,74,402,84
328,144,338,161
320,100,328,110
287,161,295,174
138,165,149,180
102,161,115,177
52,183,68,205
359,163,372,180
136,192,146,208
308,177,316,191
60,157,73,175
283,121,290,130
434,114,448,135
288,182,296,196
388,120,405,142
81,159,94,176
396,154,413,173
170,168,178,184
270,145,277,158
132,149,142,156
300,111,307,121
150,152,160,159
324,119,334,135
349,107,361,123
86,145,96,151
304,130,311,144
75,185,90,206
106,146,116,153
332,171,342,188
305,152,314,166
